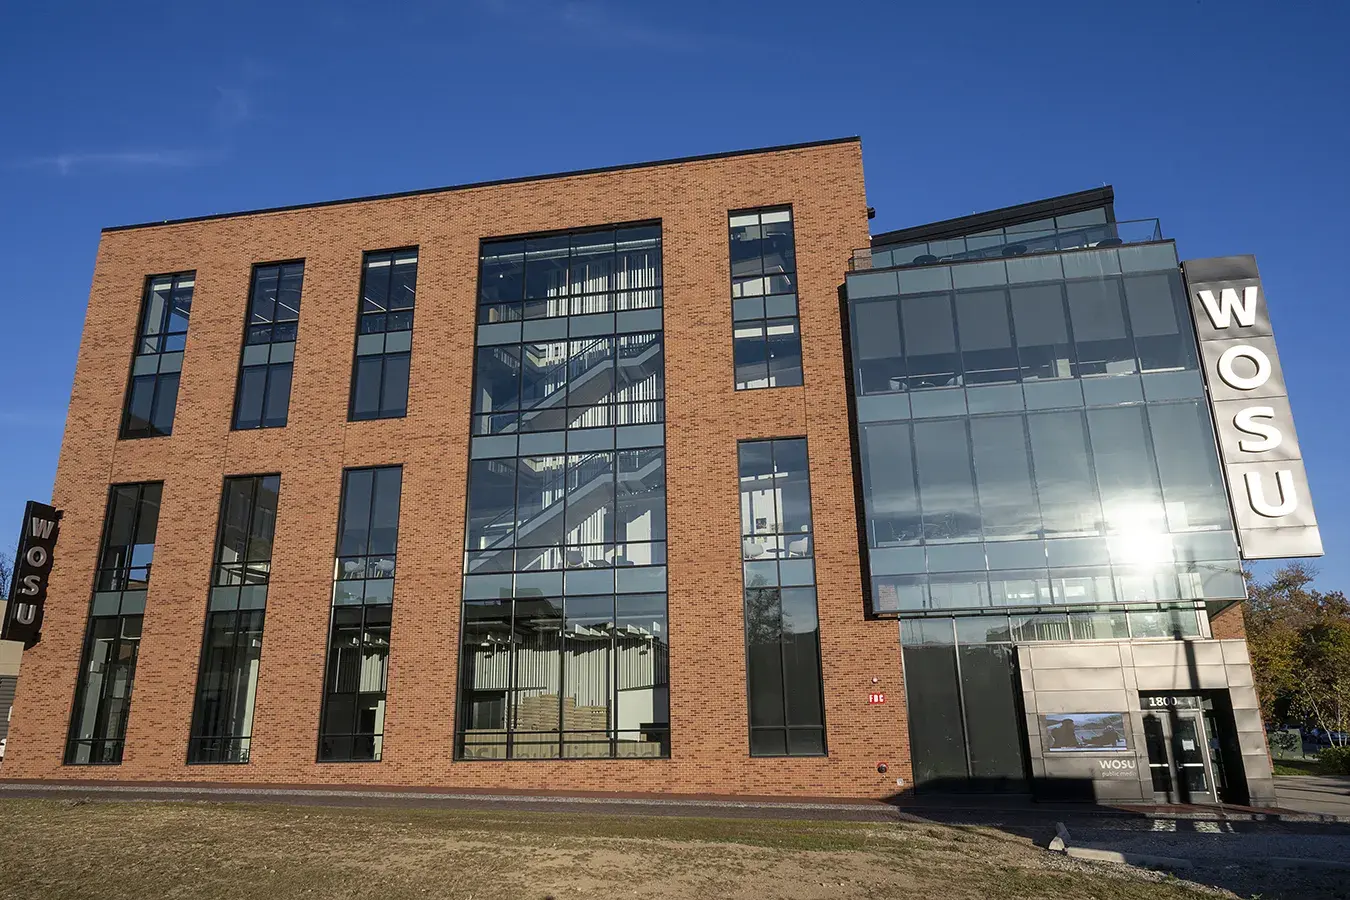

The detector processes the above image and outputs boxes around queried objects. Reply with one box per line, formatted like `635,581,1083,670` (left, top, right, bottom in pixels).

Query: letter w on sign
1198,286,1258,330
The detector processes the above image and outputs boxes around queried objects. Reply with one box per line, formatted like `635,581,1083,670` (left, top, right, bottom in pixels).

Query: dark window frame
231,259,305,431
187,473,281,765
317,465,402,763
64,481,163,765
348,247,419,421
729,205,804,391
737,436,827,757
120,272,194,439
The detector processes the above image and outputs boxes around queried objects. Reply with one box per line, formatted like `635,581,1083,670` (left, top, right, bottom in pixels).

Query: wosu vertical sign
1,501,63,649
1183,255,1322,559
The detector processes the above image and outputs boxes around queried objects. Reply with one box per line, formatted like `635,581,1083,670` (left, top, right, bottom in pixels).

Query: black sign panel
2,501,62,649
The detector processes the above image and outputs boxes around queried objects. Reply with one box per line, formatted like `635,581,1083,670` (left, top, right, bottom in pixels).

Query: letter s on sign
1234,406,1282,453
19,574,41,596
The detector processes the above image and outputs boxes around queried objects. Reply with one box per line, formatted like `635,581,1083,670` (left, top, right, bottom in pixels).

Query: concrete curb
1064,847,1193,869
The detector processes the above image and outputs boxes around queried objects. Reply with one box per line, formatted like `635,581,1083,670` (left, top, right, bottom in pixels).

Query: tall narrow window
122,273,192,438
739,438,825,756
730,207,803,390
350,250,417,420
66,483,162,764
188,475,280,764
319,466,401,762
233,262,303,430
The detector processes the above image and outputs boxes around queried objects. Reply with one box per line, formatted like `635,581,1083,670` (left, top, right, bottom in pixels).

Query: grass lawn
1272,756,1325,775
0,798,1226,900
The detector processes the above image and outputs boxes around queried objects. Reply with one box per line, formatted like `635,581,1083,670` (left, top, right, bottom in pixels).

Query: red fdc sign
868,692,886,704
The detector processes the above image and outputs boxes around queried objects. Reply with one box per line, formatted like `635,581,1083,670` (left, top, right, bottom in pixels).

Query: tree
0,549,11,600
1246,563,1350,745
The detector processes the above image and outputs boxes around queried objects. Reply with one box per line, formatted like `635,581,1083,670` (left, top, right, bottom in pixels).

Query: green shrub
1319,745,1350,776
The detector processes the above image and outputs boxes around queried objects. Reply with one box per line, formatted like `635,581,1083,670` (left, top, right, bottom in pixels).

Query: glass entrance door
1141,703,1220,804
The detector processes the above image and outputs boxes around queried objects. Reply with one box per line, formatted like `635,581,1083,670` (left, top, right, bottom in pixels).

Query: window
739,438,825,756
121,273,192,438
319,466,402,762
350,250,417,420
188,475,279,764
233,262,303,430
459,224,670,760
478,225,661,323
66,483,162,764
730,207,802,389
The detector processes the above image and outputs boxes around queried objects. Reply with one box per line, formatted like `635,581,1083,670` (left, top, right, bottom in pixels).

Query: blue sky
1,1,1346,586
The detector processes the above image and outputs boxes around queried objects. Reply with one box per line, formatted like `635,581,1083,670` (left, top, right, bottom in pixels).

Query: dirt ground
0,798,1240,900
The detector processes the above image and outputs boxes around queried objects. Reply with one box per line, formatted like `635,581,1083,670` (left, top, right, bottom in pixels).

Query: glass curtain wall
739,438,826,756
122,272,192,438
65,483,162,764
188,474,280,763
459,224,669,760
847,245,1243,617
318,466,402,762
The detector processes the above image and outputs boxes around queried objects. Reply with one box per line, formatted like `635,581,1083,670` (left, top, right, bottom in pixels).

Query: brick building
0,138,1320,804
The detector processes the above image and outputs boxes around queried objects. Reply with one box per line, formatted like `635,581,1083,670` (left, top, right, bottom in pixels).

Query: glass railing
851,218,1163,271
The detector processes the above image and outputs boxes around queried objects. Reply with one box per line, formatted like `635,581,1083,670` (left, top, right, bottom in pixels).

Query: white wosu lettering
1198,286,1259,329
1245,470,1298,517
24,545,48,568
1233,406,1282,452
29,517,55,540
19,574,41,596
14,603,37,625
1217,344,1272,390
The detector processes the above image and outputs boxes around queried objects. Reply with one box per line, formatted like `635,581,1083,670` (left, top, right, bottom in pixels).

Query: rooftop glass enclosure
845,232,1244,619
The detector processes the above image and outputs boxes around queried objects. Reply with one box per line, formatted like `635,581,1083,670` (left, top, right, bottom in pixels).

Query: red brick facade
3,140,915,798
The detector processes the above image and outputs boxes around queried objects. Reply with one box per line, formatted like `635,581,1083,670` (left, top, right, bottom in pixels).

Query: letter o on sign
25,545,48,568
1217,345,1272,391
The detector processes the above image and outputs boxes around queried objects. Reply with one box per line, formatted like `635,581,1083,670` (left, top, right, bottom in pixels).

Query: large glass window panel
1087,406,1166,537
861,422,920,546
457,600,512,759
970,415,1041,540
913,419,980,541
902,294,959,389
765,319,804,388
1066,279,1136,376
508,598,563,759
853,299,905,395
562,594,613,757
524,235,569,304
959,644,1027,782
465,459,518,556
516,456,566,550
745,586,785,729
1027,411,1102,536
1011,284,1075,381
902,641,968,785
565,451,615,547
1125,272,1196,373
1147,402,1233,534
955,289,1018,385
616,448,666,548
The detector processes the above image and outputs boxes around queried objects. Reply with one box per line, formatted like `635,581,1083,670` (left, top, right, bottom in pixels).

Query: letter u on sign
1245,470,1298,517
